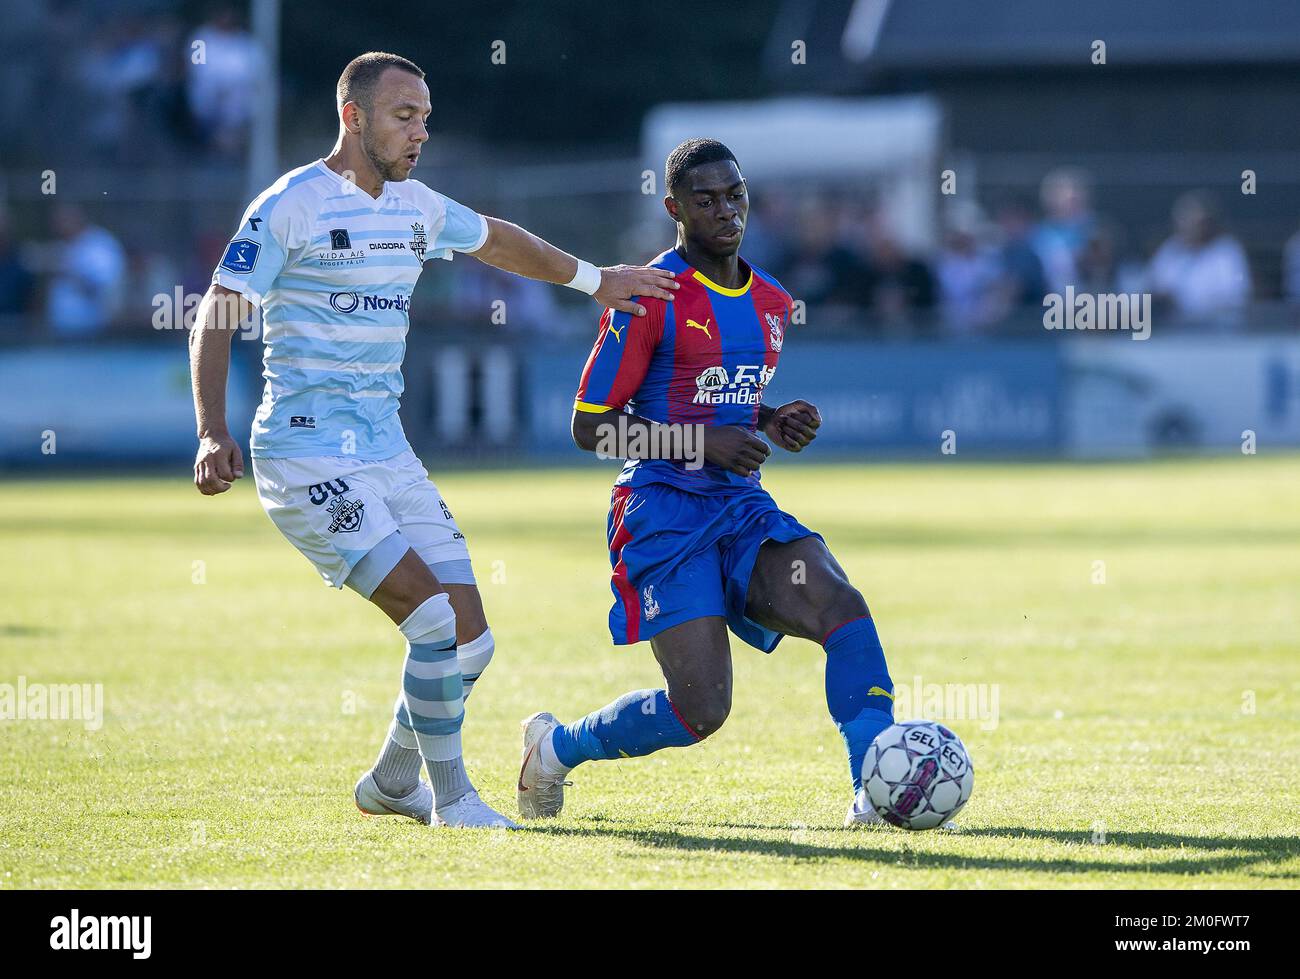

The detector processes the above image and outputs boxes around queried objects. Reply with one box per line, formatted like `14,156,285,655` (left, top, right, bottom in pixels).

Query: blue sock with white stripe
396,593,472,806
824,616,895,793
549,689,700,770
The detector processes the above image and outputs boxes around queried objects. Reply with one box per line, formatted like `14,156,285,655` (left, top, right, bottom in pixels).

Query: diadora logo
329,292,411,313
686,317,712,339
368,241,407,250
326,496,365,533
692,363,775,405
764,311,785,351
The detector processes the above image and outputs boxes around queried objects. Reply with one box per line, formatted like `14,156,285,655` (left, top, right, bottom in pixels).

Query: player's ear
663,195,680,221
341,101,363,135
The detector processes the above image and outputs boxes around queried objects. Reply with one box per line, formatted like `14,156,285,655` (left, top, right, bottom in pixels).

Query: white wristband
565,259,602,295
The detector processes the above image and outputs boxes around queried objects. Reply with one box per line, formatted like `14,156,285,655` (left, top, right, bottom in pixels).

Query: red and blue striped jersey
574,248,794,493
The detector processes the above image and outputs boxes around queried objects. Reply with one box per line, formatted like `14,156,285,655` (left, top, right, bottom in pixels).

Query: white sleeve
411,181,489,261
211,191,304,304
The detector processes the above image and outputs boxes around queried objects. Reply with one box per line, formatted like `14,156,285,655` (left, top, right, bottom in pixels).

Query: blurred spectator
1032,167,1095,293
934,211,1001,335
738,190,791,273
80,16,177,160
186,5,262,157
1147,191,1250,325
1281,222,1300,307
0,211,35,319
45,205,127,339
862,231,934,327
991,195,1046,308
779,201,865,307
1076,222,1146,297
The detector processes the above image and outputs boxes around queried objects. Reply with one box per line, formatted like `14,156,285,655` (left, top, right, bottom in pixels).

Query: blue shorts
606,481,821,652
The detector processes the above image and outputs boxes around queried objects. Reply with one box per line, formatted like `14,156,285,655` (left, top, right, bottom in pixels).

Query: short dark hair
336,52,425,113
665,138,738,195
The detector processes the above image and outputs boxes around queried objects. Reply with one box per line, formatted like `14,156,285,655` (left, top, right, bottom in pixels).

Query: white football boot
433,790,519,829
517,711,570,819
354,771,434,825
844,788,886,828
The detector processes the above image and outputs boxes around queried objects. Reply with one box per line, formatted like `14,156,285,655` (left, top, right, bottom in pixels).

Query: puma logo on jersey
607,319,626,342
687,317,712,339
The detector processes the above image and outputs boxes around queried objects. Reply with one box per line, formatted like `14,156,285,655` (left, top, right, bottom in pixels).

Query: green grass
2,456,1298,889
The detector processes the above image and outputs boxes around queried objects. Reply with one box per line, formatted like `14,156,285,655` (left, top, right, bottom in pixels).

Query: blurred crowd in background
0,0,1296,343
1,166,1280,342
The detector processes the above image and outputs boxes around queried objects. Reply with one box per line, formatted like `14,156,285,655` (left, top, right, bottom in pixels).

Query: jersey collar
691,266,753,297
316,159,392,208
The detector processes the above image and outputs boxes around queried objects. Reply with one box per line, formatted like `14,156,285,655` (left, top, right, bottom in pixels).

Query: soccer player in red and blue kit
517,139,893,827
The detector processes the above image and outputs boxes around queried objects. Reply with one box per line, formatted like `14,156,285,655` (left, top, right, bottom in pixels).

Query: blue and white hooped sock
456,628,494,703
395,593,473,806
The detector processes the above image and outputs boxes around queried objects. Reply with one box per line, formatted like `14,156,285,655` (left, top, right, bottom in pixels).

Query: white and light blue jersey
212,159,488,459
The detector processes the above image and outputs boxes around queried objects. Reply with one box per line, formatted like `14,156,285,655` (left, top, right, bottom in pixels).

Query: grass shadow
529,819,1300,880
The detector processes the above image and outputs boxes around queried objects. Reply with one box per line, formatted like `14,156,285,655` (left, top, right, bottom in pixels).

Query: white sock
538,728,572,778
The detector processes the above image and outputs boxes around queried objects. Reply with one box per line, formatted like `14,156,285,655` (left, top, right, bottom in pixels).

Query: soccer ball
861,720,974,830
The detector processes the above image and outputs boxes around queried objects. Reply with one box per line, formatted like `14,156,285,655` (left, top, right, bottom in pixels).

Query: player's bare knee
818,586,870,638
672,686,731,740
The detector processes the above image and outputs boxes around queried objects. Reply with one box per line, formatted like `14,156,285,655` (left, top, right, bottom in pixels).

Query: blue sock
550,689,699,770
824,616,895,792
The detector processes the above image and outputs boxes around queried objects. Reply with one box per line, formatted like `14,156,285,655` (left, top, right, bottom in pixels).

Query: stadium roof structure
766,0,1300,85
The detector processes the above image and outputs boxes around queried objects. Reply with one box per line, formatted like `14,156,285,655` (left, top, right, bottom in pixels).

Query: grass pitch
2,456,1297,889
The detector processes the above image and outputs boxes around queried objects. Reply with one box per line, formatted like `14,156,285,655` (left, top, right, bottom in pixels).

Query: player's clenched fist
703,424,771,478
194,433,244,495
764,400,822,452
594,265,680,317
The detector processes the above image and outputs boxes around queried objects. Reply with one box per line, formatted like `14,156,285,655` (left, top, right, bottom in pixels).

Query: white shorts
252,448,474,591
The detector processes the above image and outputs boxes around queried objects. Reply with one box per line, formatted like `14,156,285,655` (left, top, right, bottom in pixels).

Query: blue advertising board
0,344,258,464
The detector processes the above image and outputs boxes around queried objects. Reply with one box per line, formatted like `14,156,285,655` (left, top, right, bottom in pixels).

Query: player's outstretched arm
758,400,822,452
190,284,254,496
471,216,678,317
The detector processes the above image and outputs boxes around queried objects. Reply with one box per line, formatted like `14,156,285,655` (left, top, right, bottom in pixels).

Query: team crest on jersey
219,239,260,274
765,311,785,352
410,222,428,261
643,585,660,621
326,496,365,533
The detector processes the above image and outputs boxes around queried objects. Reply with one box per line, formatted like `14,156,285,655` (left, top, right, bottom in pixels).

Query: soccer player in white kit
189,52,677,828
